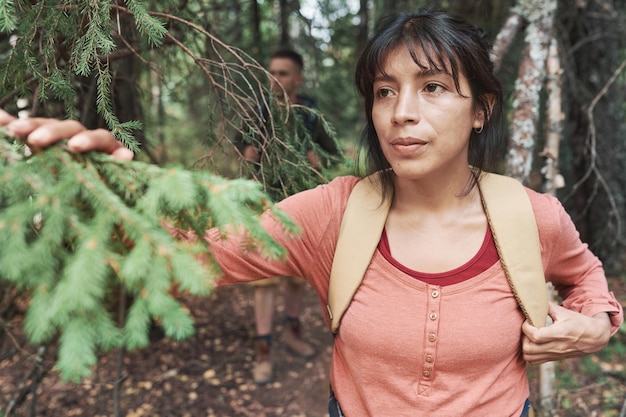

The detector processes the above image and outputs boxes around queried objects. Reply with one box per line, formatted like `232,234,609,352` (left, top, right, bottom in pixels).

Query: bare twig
4,346,48,417
113,284,128,417
106,5,334,198
563,57,626,244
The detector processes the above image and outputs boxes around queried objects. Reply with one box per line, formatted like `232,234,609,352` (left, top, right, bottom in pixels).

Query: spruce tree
0,130,299,381
0,1,341,382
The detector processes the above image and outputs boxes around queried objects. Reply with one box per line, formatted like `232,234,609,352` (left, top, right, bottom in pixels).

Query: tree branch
563,57,626,244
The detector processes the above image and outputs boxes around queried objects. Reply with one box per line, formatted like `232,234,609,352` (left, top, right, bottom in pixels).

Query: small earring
474,125,484,134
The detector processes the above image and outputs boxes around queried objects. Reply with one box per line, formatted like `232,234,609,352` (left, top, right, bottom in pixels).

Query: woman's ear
473,94,495,130
481,93,496,123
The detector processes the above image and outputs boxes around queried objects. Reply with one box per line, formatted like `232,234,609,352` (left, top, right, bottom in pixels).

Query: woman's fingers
110,146,135,161
521,305,612,364
1,114,134,161
9,118,86,146
0,109,17,125
65,129,132,159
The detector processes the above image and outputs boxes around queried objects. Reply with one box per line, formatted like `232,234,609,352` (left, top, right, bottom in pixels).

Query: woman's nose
392,91,419,125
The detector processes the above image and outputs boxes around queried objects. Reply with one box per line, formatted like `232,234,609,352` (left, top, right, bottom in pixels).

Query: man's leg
252,279,278,384
283,277,314,358
254,285,275,336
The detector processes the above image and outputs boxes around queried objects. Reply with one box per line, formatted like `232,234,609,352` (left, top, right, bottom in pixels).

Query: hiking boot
252,336,273,384
252,359,273,384
284,318,315,358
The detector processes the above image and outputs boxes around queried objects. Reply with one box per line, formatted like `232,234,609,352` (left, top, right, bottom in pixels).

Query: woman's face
371,46,484,181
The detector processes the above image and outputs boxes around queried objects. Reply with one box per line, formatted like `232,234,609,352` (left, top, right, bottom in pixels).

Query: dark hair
270,49,304,72
355,9,505,197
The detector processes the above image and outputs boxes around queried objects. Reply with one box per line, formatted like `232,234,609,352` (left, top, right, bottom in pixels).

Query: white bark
490,13,525,73
495,1,560,415
541,38,564,195
505,10,553,183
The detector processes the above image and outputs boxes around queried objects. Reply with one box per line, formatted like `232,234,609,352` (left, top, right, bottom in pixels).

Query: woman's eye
424,83,444,93
376,87,393,98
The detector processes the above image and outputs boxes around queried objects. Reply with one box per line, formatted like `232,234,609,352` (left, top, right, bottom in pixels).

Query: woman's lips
390,137,428,155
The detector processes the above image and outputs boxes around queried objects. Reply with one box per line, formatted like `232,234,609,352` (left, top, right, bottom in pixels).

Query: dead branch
3,346,48,417
563,57,626,244
108,5,332,198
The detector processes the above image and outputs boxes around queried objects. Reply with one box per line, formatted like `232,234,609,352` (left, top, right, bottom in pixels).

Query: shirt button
423,370,431,378
431,290,440,298
425,354,434,363
428,333,437,342
429,312,438,320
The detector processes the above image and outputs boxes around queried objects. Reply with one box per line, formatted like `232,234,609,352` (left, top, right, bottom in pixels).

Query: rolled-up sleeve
533,191,624,335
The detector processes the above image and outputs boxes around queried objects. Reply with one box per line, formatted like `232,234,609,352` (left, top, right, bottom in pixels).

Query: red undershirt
378,227,499,287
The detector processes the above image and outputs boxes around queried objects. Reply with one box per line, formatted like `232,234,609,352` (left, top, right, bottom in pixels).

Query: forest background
0,0,625,416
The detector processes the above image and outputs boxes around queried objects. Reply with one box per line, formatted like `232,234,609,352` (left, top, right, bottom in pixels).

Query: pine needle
0,130,295,381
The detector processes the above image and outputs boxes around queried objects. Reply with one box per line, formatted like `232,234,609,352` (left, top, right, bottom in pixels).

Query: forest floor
1,277,625,417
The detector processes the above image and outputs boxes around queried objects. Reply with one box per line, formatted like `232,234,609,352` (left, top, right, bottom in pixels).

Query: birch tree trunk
541,38,564,196
505,1,555,184
493,1,560,416
536,36,564,417
490,13,525,73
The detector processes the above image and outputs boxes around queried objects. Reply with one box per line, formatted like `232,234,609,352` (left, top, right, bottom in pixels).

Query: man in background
243,49,338,384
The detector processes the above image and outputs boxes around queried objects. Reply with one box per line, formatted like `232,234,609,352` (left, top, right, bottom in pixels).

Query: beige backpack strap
477,172,548,327
327,173,389,333
327,171,549,334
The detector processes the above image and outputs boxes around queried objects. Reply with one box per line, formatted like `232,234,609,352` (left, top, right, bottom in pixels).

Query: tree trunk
490,13,526,73
496,1,558,415
505,5,553,184
250,0,263,56
279,0,290,47
356,0,369,55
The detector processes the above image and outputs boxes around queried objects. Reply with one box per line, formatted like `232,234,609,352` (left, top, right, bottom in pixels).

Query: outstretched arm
0,109,134,161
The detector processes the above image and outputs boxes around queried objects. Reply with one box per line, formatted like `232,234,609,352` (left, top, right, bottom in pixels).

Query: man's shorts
250,276,306,287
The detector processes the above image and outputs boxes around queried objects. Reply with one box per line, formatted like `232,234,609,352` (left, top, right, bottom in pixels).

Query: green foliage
125,0,167,46
0,0,17,32
0,2,342,383
0,130,297,382
598,323,626,368
553,366,578,391
0,1,166,151
234,98,344,199
580,355,602,376
0,0,345,195
72,1,116,75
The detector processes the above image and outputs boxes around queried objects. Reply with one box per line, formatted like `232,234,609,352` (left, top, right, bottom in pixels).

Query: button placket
418,285,441,396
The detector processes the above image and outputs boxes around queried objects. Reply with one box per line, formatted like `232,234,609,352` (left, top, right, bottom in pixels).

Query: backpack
326,171,549,334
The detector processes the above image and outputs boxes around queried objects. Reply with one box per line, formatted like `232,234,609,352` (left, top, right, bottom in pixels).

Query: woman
1,9,622,417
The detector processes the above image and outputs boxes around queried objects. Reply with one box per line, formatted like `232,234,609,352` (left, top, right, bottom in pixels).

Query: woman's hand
521,302,612,364
0,109,134,161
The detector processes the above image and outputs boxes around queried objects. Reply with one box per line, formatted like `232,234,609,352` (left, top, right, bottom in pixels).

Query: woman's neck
391,169,477,214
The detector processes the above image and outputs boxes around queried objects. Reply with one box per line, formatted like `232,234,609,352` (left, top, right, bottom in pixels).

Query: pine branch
124,0,167,46
0,0,17,32
0,2,343,199
0,130,297,382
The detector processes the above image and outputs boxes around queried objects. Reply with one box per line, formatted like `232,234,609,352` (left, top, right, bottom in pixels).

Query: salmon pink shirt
206,176,623,417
